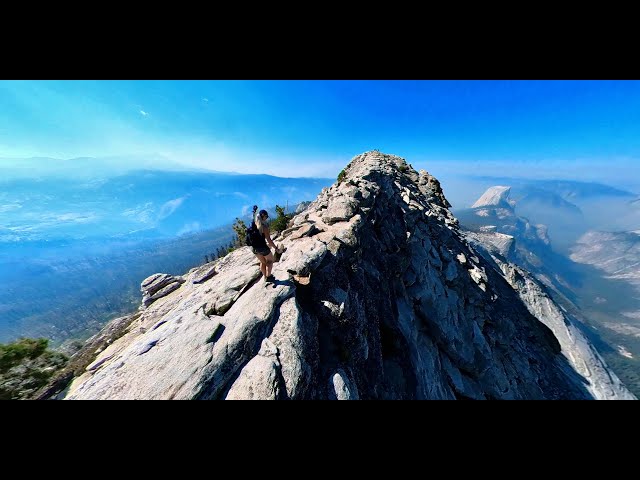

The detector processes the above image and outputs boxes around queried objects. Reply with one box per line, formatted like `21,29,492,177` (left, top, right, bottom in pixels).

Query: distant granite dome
465,185,551,247
471,186,513,209
57,151,634,400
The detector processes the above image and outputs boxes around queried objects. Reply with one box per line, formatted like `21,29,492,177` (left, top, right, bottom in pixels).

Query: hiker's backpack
245,222,263,247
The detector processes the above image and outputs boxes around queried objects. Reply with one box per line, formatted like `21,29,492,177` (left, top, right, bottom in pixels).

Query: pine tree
271,204,293,234
231,218,247,248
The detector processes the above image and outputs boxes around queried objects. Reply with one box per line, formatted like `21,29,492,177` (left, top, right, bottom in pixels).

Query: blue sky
1,80,639,184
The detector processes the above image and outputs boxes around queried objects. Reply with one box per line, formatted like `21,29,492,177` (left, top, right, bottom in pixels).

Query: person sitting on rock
252,205,278,282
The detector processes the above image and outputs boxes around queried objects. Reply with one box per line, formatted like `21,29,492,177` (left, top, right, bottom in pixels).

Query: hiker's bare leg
255,254,267,278
265,252,275,277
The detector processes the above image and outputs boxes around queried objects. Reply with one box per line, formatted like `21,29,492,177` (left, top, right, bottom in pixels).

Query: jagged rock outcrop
295,201,312,214
63,151,631,400
465,231,635,400
141,273,185,308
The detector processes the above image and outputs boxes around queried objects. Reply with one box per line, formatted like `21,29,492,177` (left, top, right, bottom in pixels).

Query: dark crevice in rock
193,268,218,284
203,274,263,317
152,320,168,331
378,320,417,399
273,353,290,401
204,305,223,317
293,277,314,310
206,323,225,345
446,377,476,401
138,339,159,356
233,273,263,300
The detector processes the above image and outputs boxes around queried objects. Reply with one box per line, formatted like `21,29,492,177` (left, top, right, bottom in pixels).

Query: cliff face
465,232,635,400
62,151,631,400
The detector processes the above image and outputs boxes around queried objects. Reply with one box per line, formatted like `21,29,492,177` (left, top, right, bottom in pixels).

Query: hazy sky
1,80,639,187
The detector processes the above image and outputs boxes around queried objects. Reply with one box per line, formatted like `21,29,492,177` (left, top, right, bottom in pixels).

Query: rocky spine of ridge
61,151,629,400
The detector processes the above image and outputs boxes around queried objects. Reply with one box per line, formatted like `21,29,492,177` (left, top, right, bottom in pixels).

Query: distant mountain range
0,164,332,344
466,176,636,201
450,177,640,252
0,169,332,242
0,155,195,179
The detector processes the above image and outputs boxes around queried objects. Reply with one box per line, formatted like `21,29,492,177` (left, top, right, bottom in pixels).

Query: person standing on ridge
251,205,278,283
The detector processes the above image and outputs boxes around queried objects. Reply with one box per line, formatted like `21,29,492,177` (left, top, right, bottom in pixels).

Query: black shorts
252,246,271,256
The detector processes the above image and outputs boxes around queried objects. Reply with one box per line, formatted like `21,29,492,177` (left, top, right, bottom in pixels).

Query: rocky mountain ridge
58,151,633,400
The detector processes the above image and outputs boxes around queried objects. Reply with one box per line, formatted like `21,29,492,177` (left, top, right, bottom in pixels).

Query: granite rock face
63,151,631,400
465,232,635,400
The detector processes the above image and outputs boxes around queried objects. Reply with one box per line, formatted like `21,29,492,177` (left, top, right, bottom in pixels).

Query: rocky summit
60,151,634,400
